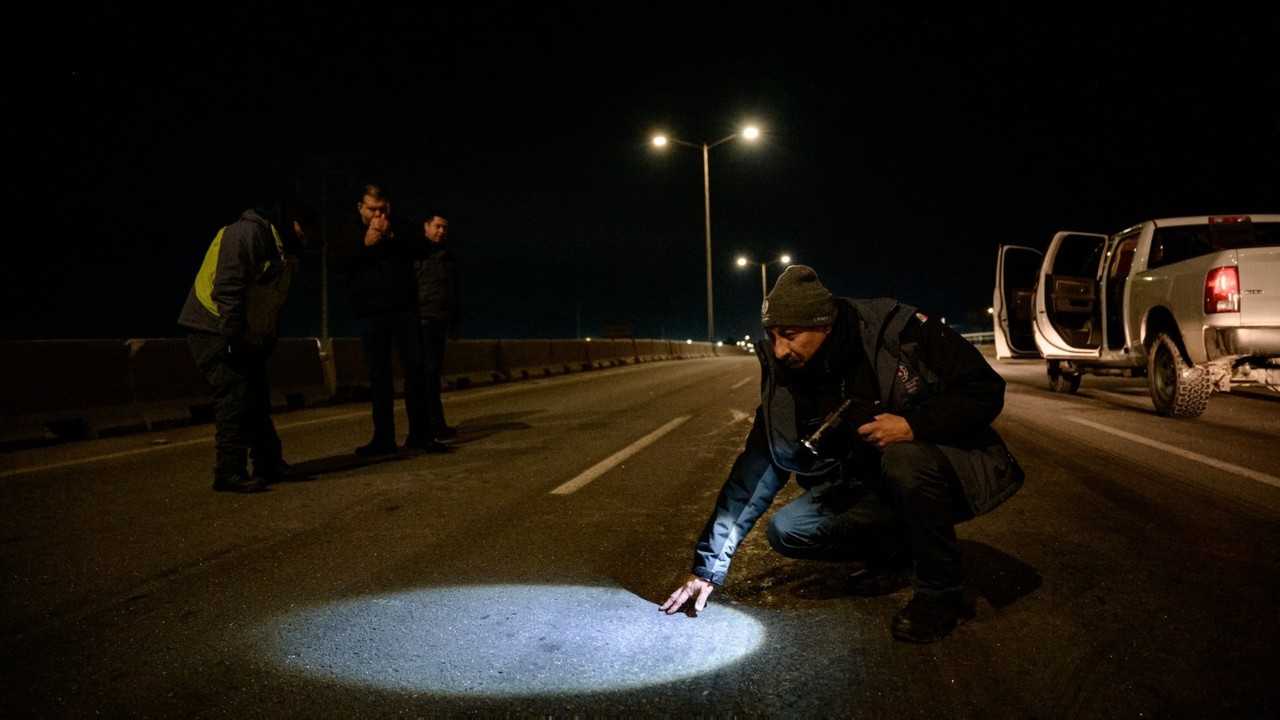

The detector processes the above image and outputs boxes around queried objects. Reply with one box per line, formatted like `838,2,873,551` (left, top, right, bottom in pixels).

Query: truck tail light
1204,266,1240,314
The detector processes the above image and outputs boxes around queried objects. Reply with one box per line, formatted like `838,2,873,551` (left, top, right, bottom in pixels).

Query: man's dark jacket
414,242,461,329
327,215,421,318
177,207,297,347
691,297,1024,585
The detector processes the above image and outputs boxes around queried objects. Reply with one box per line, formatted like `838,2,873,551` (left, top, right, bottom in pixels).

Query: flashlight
802,398,881,455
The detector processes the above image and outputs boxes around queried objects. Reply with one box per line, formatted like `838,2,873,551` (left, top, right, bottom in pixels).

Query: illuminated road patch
260,584,766,695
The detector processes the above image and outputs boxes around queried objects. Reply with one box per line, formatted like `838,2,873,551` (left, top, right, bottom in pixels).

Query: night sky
7,4,1278,343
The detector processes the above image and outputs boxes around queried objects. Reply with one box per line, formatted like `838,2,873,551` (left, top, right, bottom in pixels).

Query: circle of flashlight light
260,584,767,696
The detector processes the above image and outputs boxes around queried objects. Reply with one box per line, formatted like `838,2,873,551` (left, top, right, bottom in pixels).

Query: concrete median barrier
441,340,502,389
633,339,674,362
0,340,138,443
585,338,625,368
549,340,592,374
673,340,718,359
326,338,367,402
0,336,734,449
125,338,215,430
497,339,554,380
267,338,329,410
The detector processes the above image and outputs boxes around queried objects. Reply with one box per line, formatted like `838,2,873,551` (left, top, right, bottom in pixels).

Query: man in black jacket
660,265,1024,642
414,210,460,441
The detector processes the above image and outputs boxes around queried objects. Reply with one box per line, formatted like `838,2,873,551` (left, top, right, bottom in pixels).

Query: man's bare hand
364,216,390,246
857,413,914,451
660,574,714,615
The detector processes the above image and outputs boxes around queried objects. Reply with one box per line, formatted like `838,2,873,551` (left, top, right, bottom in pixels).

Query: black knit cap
761,265,836,328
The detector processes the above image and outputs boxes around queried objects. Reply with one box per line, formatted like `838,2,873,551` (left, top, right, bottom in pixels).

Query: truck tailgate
1237,246,1280,325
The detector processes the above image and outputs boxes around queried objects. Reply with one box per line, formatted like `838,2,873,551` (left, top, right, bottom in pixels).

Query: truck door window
1047,234,1104,348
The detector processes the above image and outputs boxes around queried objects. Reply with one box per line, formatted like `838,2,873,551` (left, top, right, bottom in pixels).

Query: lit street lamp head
736,254,794,304
651,124,761,151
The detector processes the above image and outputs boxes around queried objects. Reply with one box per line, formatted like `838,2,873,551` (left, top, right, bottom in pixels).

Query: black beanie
761,265,836,328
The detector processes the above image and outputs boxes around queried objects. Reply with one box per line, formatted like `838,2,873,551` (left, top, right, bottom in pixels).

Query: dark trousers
765,441,971,595
420,318,450,434
356,310,429,443
188,332,281,480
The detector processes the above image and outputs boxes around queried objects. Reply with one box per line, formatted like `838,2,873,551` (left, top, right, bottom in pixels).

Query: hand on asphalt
660,574,714,615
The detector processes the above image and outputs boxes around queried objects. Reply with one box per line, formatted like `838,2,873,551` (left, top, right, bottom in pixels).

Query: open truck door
993,244,1044,359
1033,231,1110,359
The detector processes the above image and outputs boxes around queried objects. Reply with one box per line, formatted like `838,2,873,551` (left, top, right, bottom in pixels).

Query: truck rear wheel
1147,332,1210,418
1047,360,1081,394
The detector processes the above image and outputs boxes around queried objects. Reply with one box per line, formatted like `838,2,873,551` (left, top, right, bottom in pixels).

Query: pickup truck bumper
1204,327,1280,360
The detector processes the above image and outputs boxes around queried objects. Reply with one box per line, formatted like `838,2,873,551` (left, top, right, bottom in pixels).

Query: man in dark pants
178,201,319,493
414,210,460,441
327,183,450,456
661,265,1024,642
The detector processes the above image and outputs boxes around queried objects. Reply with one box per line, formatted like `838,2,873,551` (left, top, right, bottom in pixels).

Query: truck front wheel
1147,332,1211,418
1047,360,1081,394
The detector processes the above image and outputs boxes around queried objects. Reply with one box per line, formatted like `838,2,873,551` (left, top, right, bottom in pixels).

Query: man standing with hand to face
660,265,1023,643
327,183,449,457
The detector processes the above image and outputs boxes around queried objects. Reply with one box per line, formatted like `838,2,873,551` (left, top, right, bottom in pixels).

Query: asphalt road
2,349,1278,718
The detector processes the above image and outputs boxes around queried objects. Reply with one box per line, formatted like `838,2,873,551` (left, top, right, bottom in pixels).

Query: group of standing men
326,183,461,458
178,182,461,494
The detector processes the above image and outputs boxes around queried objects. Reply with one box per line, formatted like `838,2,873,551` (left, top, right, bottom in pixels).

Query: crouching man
660,265,1024,642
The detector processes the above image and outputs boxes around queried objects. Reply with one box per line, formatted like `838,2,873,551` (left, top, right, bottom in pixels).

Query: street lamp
737,254,792,303
652,125,761,347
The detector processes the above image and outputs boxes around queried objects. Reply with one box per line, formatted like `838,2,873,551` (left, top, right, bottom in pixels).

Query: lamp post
652,125,760,347
737,254,792,303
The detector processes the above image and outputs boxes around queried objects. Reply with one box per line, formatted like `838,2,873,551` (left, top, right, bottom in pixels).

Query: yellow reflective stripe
194,227,226,316
264,222,286,273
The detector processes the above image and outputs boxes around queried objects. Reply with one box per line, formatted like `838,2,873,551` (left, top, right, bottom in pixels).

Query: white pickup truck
994,214,1280,418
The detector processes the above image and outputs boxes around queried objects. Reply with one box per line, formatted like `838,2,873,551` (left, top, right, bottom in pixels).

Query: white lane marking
0,437,208,478
1067,416,1280,488
731,376,753,389
550,416,691,495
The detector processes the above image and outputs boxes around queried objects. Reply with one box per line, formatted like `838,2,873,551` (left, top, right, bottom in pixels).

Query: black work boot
891,591,964,643
212,473,267,494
